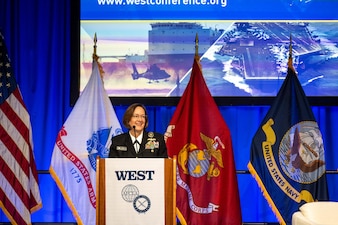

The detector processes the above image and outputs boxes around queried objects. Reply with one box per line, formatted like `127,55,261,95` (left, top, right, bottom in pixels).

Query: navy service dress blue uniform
109,131,168,158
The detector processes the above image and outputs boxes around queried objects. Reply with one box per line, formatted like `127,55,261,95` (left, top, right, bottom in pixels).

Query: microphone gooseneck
132,125,137,139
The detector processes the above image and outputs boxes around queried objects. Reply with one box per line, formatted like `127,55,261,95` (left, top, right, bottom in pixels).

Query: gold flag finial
195,33,199,60
93,33,98,61
92,33,104,77
288,34,295,73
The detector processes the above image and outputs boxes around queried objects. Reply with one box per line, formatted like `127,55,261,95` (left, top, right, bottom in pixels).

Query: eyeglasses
132,114,147,119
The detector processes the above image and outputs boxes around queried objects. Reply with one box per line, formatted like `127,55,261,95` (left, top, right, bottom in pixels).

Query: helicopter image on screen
131,63,170,83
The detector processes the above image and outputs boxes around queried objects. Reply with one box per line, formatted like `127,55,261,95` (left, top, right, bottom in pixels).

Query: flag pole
92,33,105,78
288,34,296,73
195,33,199,60
93,33,98,62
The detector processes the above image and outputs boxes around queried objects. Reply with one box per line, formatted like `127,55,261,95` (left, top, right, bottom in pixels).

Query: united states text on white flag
49,59,122,225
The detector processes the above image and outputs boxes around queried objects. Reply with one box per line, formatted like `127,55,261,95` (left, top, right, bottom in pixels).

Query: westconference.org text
97,0,227,7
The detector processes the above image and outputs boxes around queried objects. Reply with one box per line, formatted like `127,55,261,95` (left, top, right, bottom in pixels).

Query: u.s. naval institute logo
121,184,151,213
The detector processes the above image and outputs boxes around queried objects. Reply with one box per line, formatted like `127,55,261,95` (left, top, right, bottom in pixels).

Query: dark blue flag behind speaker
247,58,328,224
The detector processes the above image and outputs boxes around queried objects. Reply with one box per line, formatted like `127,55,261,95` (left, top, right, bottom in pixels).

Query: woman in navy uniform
109,103,168,158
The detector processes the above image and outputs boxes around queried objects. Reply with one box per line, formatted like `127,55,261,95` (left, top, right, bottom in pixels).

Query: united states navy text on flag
248,60,328,225
165,54,242,225
0,33,42,225
49,57,122,225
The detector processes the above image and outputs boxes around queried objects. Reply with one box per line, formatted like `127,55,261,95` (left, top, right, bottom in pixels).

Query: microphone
132,125,137,139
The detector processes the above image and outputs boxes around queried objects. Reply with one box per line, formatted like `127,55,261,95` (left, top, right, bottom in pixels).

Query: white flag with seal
49,59,122,225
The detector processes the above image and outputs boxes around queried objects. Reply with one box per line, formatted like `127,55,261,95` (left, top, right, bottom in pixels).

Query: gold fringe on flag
247,162,286,225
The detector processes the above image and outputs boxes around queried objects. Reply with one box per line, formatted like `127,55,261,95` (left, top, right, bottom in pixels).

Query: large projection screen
80,0,338,100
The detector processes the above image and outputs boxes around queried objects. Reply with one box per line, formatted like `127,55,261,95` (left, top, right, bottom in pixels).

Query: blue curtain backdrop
1,0,337,223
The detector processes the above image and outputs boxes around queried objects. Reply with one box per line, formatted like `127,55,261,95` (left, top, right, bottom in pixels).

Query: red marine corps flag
165,36,242,225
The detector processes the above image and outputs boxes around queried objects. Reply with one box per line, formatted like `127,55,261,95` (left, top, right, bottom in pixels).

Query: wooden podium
96,158,176,225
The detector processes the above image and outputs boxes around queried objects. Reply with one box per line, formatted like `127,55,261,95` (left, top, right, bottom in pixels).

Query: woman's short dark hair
122,103,148,129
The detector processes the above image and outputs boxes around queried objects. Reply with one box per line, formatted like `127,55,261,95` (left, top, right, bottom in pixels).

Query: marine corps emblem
177,132,225,180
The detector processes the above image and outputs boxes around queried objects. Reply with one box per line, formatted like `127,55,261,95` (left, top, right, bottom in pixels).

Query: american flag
0,33,42,224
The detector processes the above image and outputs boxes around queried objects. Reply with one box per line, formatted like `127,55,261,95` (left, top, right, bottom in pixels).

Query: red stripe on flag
0,128,31,209
0,188,27,225
0,119,30,177
28,151,40,209
1,89,31,146
0,153,31,211
12,88,27,109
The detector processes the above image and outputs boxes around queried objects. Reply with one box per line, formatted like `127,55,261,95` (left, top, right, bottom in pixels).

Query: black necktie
133,140,140,153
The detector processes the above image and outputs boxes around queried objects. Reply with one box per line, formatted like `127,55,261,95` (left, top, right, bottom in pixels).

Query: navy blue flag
247,60,328,224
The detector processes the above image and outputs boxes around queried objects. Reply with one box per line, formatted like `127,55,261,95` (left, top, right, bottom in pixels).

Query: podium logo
115,170,155,180
121,184,151,213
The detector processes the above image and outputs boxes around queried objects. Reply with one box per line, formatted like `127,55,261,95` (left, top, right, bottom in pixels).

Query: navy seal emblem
133,195,151,213
121,184,151,213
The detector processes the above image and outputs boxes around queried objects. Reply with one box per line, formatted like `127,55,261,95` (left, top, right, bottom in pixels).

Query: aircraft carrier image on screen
80,21,338,97
169,21,338,97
